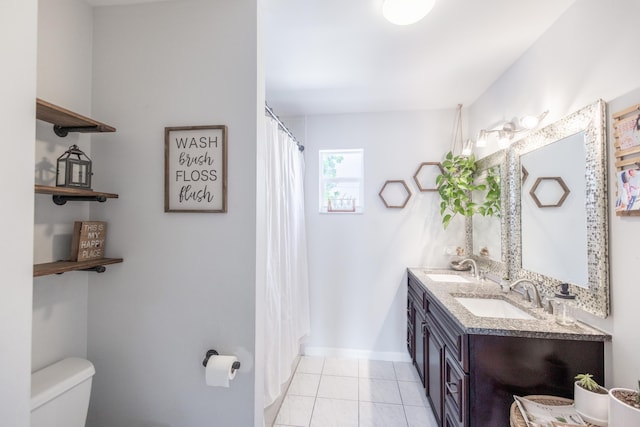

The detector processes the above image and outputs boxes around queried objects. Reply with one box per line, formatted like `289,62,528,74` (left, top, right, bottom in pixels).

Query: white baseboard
301,346,411,363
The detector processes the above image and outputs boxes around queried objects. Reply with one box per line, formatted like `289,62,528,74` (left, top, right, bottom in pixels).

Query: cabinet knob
421,321,427,334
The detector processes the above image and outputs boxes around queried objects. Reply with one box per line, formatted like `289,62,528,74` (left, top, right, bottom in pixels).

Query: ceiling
85,0,576,116
264,0,576,116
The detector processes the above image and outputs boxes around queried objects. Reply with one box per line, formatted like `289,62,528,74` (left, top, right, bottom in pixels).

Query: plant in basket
608,380,640,426
573,373,608,425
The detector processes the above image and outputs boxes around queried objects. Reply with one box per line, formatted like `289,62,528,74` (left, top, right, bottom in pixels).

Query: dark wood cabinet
415,308,426,385
407,294,415,360
425,316,445,422
444,348,468,426
407,273,425,384
407,271,605,427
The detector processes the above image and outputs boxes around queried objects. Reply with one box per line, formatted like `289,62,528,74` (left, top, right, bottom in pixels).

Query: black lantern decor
56,144,93,189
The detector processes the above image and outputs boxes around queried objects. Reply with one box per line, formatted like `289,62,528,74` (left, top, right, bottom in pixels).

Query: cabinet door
425,317,445,424
444,349,468,427
414,308,426,385
443,401,464,427
407,297,415,361
426,296,468,371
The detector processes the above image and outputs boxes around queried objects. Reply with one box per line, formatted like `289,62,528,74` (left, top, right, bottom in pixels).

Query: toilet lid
31,357,95,411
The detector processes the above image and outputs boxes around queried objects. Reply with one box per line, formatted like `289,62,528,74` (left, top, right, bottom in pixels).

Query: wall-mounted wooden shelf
35,185,119,205
34,258,123,277
36,98,116,137
34,98,122,276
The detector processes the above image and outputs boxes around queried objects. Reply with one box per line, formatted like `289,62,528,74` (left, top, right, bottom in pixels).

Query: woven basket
509,395,599,427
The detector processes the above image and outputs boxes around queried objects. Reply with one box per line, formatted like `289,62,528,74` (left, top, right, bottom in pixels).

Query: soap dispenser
554,283,576,326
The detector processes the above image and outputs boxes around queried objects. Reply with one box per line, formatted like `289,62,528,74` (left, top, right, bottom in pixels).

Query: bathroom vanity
407,268,610,427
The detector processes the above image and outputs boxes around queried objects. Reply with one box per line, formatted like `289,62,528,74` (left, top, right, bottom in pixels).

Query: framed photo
164,125,227,213
614,113,640,150
615,168,640,213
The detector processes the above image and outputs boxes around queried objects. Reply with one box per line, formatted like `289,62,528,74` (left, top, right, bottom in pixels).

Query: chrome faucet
509,279,543,308
459,258,479,280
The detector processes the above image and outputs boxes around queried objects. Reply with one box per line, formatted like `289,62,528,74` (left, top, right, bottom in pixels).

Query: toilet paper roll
205,355,238,388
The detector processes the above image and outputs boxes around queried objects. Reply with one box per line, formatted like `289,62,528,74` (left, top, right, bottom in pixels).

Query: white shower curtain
263,115,310,407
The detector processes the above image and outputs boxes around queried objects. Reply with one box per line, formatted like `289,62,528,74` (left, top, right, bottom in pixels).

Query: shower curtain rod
265,104,305,152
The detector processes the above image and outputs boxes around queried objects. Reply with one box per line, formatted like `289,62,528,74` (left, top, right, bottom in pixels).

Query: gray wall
298,110,464,359
470,0,640,388
0,0,37,424
33,0,93,373
86,1,261,426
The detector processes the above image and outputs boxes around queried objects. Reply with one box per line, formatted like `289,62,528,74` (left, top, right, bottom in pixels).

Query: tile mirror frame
507,99,609,318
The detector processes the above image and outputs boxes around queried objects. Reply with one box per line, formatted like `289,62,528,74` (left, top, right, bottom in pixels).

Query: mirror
466,149,508,277
521,132,587,286
508,99,609,317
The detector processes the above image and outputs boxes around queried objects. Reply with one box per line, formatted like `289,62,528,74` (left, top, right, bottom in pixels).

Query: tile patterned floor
273,357,439,427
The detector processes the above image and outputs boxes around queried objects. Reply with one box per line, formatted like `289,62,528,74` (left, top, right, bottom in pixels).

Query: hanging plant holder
436,104,500,229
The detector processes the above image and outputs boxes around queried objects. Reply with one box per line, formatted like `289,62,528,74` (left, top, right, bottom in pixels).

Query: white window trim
319,149,364,214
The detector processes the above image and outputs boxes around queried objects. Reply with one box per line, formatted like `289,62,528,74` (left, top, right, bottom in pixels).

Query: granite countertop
408,267,611,342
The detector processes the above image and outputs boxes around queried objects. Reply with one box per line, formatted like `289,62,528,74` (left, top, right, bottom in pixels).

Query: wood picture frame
164,125,227,213
612,104,640,216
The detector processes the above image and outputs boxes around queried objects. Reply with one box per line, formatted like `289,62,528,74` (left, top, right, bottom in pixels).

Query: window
319,149,364,213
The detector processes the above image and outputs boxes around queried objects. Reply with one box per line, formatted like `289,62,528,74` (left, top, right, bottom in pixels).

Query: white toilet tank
31,357,95,427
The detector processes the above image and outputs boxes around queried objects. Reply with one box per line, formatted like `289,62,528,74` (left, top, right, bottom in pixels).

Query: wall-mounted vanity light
474,111,549,150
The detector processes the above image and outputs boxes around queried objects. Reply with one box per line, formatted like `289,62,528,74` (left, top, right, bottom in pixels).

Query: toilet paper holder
202,349,241,373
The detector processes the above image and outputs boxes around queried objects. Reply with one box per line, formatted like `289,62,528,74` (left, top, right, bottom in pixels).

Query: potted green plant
436,151,481,229
609,380,640,426
477,166,501,218
574,373,608,425
436,152,500,229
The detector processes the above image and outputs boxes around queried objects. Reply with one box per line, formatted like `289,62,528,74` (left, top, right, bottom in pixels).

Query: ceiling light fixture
473,110,549,151
382,0,436,25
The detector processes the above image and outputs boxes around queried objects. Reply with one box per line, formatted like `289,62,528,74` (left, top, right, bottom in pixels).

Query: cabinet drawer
426,298,468,370
444,348,468,427
443,400,464,427
408,275,426,312
406,302,415,358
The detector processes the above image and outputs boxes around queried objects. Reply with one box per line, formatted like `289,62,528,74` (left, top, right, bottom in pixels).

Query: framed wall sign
164,125,227,213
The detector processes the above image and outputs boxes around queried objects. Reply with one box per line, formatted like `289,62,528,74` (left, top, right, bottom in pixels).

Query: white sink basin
426,274,471,283
455,297,535,320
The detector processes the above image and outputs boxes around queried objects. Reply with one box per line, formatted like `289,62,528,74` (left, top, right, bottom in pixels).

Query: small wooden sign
70,221,107,262
164,125,227,213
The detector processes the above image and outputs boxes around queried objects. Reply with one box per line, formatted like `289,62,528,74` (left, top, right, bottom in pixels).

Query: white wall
88,1,261,426
33,0,94,372
469,0,640,388
0,0,37,424
299,110,465,359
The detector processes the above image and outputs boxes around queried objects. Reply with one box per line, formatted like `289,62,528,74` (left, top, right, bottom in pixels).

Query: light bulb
382,0,436,25
520,115,539,129
461,142,473,156
520,110,549,129
476,130,487,148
